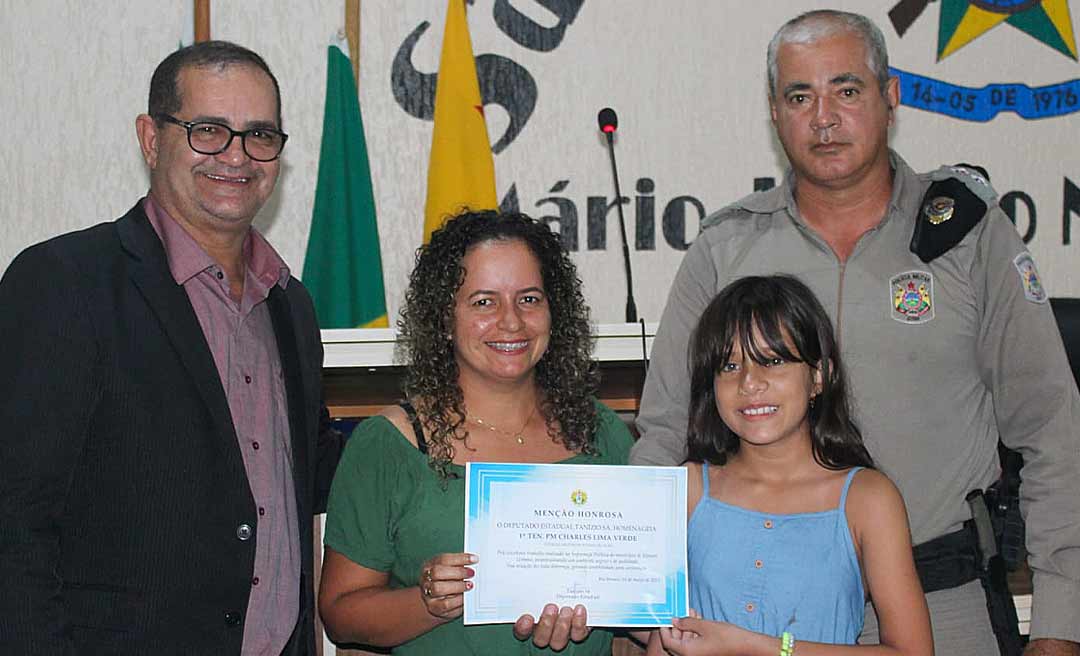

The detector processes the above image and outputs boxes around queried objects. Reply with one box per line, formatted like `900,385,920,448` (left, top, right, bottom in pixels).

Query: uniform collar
771,149,917,230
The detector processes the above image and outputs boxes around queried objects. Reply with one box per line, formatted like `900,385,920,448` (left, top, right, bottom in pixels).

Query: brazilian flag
302,38,388,328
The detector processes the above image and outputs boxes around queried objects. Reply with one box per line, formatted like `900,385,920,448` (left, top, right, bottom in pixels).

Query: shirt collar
246,224,291,291
142,195,290,290
775,148,914,228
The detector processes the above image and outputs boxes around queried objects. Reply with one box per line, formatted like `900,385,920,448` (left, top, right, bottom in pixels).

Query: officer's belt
913,517,1024,655
913,520,979,593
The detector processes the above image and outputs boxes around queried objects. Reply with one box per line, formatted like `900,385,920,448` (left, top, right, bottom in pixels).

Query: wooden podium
321,323,655,419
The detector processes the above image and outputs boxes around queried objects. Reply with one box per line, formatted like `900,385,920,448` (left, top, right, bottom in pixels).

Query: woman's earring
809,395,817,409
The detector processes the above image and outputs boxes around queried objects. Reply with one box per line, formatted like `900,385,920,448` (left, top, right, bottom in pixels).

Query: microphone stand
601,126,638,324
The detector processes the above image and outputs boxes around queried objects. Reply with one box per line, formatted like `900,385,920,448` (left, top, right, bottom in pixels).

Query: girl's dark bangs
742,308,804,365
707,307,739,372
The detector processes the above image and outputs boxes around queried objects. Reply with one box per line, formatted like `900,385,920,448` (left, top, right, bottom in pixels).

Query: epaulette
700,204,745,231
701,188,781,231
910,163,996,263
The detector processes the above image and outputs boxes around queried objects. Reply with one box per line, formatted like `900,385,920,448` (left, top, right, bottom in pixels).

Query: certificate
463,462,687,627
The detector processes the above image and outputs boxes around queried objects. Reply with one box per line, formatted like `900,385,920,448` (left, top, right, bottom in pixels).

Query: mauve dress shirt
144,196,300,655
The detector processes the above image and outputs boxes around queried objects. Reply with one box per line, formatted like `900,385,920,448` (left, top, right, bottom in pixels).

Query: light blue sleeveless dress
688,464,865,644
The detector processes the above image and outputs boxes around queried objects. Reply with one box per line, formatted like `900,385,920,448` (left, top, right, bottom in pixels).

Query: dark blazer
0,202,341,655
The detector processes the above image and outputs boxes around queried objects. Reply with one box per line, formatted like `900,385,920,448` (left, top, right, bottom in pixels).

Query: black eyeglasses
155,114,288,162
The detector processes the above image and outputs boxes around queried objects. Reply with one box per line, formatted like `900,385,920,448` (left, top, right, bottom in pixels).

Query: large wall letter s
392,21,537,153
391,21,437,121
493,0,585,52
475,54,537,153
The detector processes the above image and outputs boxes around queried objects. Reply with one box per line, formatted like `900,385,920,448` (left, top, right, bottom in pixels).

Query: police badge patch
890,271,935,324
1012,252,1048,304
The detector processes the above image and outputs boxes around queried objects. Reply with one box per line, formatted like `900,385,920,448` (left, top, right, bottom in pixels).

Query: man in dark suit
0,41,341,655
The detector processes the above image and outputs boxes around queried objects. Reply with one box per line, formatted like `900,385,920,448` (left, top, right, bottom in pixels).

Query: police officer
631,10,1080,656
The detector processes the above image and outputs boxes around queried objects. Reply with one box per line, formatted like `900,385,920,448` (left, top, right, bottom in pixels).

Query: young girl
648,275,933,656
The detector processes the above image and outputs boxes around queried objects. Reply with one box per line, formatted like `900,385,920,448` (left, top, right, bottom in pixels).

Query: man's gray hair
767,10,891,98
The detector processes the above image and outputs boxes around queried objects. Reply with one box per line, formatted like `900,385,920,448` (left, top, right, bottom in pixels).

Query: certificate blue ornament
463,463,688,627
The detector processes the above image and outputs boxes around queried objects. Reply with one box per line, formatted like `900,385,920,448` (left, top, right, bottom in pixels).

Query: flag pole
345,0,360,87
194,0,210,42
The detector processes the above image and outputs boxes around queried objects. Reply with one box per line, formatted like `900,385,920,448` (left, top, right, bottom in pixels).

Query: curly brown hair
399,209,599,478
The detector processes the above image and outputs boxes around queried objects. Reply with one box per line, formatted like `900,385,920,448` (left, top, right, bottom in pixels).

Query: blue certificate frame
464,462,687,627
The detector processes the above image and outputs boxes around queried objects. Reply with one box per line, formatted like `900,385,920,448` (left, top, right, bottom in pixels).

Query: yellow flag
423,0,497,243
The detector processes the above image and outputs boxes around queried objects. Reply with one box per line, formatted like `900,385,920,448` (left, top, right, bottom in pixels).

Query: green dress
324,401,634,655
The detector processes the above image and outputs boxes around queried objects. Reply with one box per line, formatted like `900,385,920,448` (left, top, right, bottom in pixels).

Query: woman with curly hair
318,210,634,655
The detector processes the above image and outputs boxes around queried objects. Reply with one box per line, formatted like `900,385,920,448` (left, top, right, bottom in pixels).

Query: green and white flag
302,37,388,329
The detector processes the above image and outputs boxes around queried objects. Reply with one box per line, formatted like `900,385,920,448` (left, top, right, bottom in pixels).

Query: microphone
596,107,638,323
598,107,617,134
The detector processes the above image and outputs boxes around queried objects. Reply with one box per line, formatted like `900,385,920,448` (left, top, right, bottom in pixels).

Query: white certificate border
464,462,688,627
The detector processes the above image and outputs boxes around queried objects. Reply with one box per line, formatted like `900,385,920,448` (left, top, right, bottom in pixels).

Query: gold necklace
468,404,537,446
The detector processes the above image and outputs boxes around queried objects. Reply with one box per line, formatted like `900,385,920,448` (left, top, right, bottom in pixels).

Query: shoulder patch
1013,252,1048,304
910,164,995,263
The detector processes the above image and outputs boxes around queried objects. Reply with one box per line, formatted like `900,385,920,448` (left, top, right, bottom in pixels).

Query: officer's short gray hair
767,10,891,99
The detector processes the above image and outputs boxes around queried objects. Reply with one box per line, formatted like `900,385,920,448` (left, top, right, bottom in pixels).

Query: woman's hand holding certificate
417,553,476,621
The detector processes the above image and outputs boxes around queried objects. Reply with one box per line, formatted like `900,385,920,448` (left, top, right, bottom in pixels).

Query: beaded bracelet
779,631,795,656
